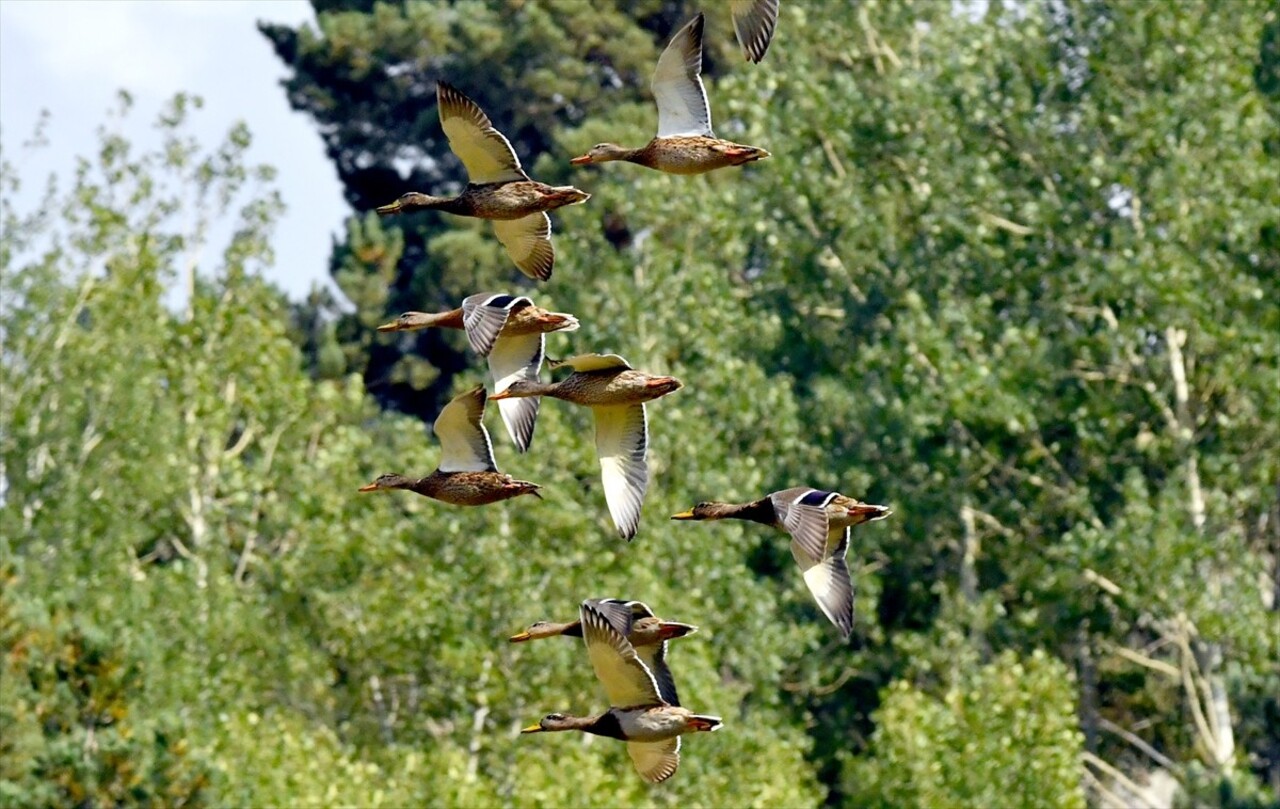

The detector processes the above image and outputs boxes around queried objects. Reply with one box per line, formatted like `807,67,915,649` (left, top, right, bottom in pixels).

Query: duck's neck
580,711,627,740
404,193,457,211
556,621,584,638
708,498,778,526
407,474,443,497
405,308,466,330
509,380,561,398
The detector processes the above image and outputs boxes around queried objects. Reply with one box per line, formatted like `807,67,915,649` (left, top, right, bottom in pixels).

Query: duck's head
377,312,434,332
488,379,545,401
521,712,577,733
671,502,721,521
375,192,434,215
358,473,416,493
570,143,630,165
508,621,565,643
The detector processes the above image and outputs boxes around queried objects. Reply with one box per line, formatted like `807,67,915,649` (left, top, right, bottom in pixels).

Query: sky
0,0,346,300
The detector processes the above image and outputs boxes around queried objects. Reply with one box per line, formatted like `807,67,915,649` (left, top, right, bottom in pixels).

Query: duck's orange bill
376,321,401,332
508,631,533,643
670,509,696,520
520,724,544,734
357,483,379,492
569,154,592,165
488,390,514,401
375,201,402,215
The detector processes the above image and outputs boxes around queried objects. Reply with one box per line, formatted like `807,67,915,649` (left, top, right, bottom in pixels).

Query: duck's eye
546,713,565,721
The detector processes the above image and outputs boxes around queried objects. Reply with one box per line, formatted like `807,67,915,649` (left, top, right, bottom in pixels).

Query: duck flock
358,1,892,784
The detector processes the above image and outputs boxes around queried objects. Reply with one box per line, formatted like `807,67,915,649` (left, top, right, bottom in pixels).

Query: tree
264,0,1280,803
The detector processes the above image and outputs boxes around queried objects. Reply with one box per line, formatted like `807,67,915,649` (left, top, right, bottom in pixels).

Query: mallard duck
377,293,579,452
672,488,891,638
510,598,698,706
521,600,722,784
489,354,682,540
731,0,780,63
375,81,590,280
358,385,541,505
569,14,770,175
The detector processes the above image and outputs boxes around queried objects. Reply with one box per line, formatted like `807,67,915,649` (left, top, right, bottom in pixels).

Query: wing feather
730,0,780,63
594,403,648,540
492,214,554,281
652,14,713,138
793,527,855,639
580,600,663,707
487,332,543,453
548,353,632,373
433,385,497,472
437,81,527,184
778,488,838,564
627,738,681,783
461,293,529,356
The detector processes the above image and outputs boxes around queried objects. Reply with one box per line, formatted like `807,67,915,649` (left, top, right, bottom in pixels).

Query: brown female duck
510,598,697,706
378,293,579,452
569,14,769,175
489,354,682,539
358,385,541,506
375,82,590,280
521,600,721,784
672,488,891,638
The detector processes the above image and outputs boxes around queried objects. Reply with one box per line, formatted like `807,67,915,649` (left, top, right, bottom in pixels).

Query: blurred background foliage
2,0,1278,807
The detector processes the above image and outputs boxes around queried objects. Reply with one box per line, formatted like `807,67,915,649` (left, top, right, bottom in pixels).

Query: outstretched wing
580,600,664,707
594,403,648,541
492,214,554,281
549,353,632,373
461,292,528,356
433,385,497,472
652,13,713,138
730,0,780,63
627,738,681,784
777,488,838,564
791,526,855,639
437,81,527,184
487,333,543,453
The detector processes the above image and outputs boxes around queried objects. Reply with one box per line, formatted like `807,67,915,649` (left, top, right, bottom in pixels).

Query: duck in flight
489,354,682,540
375,82,590,280
510,598,697,706
521,599,722,784
570,14,770,175
377,293,579,452
357,385,541,505
672,488,891,638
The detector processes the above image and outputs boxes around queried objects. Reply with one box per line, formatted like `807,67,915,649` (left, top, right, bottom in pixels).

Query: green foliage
0,584,213,808
2,0,1278,806
846,650,1086,809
